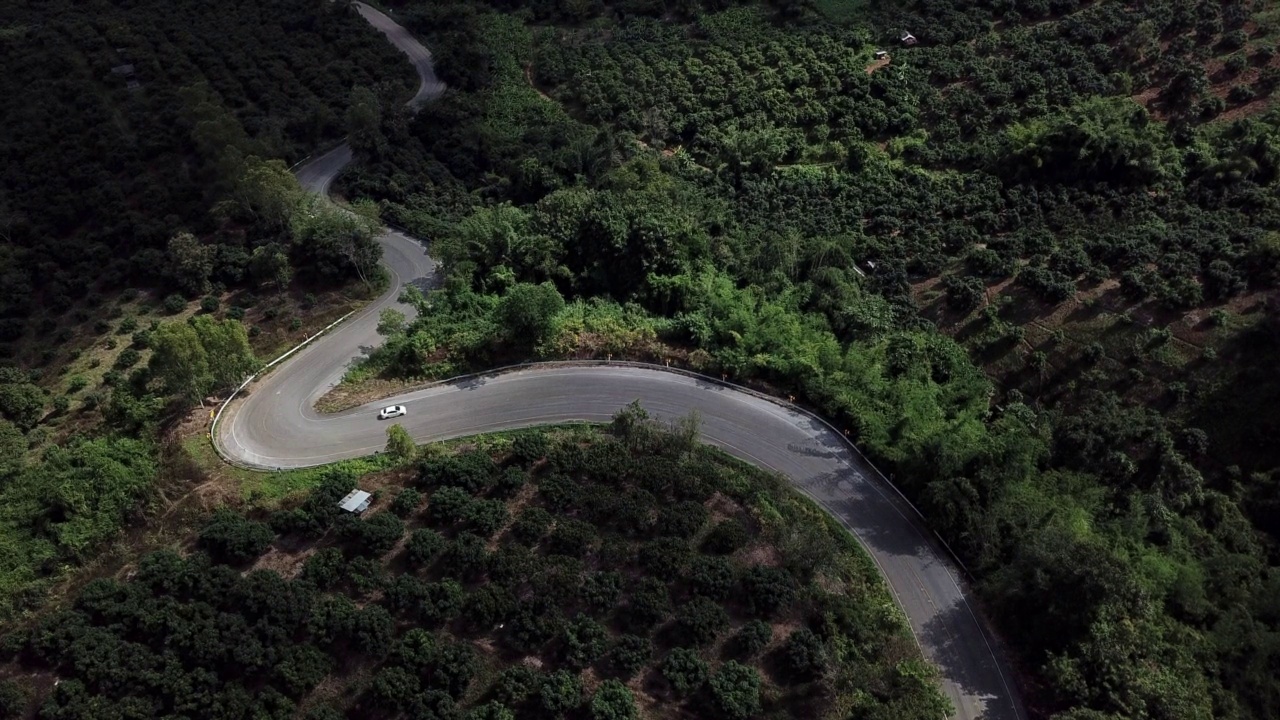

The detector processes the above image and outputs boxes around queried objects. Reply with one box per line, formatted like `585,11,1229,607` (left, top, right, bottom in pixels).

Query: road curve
217,4,1024,719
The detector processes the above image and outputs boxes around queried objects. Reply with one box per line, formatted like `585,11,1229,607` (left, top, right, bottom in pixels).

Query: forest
330,0,1280,718
0,0,412,345
0,414,947,720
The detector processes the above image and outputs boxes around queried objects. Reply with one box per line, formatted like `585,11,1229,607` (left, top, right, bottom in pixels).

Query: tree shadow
919,600,1022,720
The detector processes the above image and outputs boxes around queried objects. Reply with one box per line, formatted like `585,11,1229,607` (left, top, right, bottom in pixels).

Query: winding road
216,4,1025,719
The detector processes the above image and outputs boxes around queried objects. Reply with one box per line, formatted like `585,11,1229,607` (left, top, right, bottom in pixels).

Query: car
378,405,407,420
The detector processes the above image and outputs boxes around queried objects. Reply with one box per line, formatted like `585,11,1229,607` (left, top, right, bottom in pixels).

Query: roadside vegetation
0,410,947,720
0,1,405,618
334,0,1280,718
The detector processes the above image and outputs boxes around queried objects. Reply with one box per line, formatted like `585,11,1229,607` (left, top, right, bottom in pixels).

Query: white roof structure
338,490,372,513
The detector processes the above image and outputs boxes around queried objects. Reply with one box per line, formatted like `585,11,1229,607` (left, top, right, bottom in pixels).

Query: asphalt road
216,4,1025,719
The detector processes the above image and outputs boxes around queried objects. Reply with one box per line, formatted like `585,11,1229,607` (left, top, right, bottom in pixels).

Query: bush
407,528,446,566
732,620,772,658
427,486,474,525
688,555,735,600
510,430,550,465
162,294,186,314
708,661,761,719
590,679,639,720
389,487,423,517
227,306,246,320
510,506,553,545
539,670,583,714
0,679,26,719
117,316,138,334
625,578,671,630
605,634,652,679
114,348,141,369
660,648,708,696
560,613,609,669
494,466,527,497
580,570,623,613
198,509,275,565
703,519,748,554
654,500,709,539
201,296,220,312
639,537,692,580
67,375,88,393
548,518,597,557
675,596,730,647
782,628,827,681
741,566,797,618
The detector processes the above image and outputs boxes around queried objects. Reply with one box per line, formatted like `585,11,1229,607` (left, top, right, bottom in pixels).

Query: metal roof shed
338,490,372,514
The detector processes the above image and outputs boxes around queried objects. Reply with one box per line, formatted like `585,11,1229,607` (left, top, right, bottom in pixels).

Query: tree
732,620,772,658
370,665,420,712
407,528,446,566
702,519,748,554
625,577,672,631
390,487,423,517
428,486,475,525
708,661,761,720
198,509,274,565
190,315,259,392
250,244,294,291
689,555,735,600
0,679,26,719
0,381,44,430
167,231,215,296
742,566,797,618
386,423,417,462
781,628,827,681
345,511,404,556
605,635,651,679
540,670,583,715
148,322,212,405
661,648,708,696
548,518,597,557
495,282,565,347
561,613,609,669
581,570,623,613
591,680,639,720
233,157,303,230
675,596,730,647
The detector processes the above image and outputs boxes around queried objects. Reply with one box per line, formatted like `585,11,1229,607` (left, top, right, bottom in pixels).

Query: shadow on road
799,469,933,561
920,601,1020,720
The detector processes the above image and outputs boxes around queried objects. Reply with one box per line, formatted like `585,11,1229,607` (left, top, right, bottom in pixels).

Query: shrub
117,316,138,334
201,296,220,312
732,620,772,658
162,294,186,314
560,613,609,668
198,509,274,565
624,578,671,631
494,466,527,497
782,628,827,681
0,679,26,718
703,519,748,554
427,486,474,525
114,348,140,369
511,506,553,543
654,500,709,539
540,670,583,714
510,430,550,465
389,487,423,517
407,528,446,566
708,661,761,720
464,498,510,537
741,566,797,618
548,518,597,557
675,596,730,647
660,648,708,696
590,679,639,720
605,634,652,679
580,570,623,613
639,537,691,580
301,548,346,590
67,375,88,393
227,306,246,320
688,555,735,600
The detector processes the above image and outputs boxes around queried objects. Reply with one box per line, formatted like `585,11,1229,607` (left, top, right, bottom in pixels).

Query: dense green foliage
342,0,1280,717
0,0,411,346
0,416,943,719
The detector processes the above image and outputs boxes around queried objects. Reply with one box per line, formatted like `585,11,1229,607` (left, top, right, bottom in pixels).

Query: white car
378,405,407,420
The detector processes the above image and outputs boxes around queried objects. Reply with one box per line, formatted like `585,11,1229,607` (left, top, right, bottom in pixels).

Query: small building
338,489,372,514
111,63,135,75
874,49,889,60
900,31,917,46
